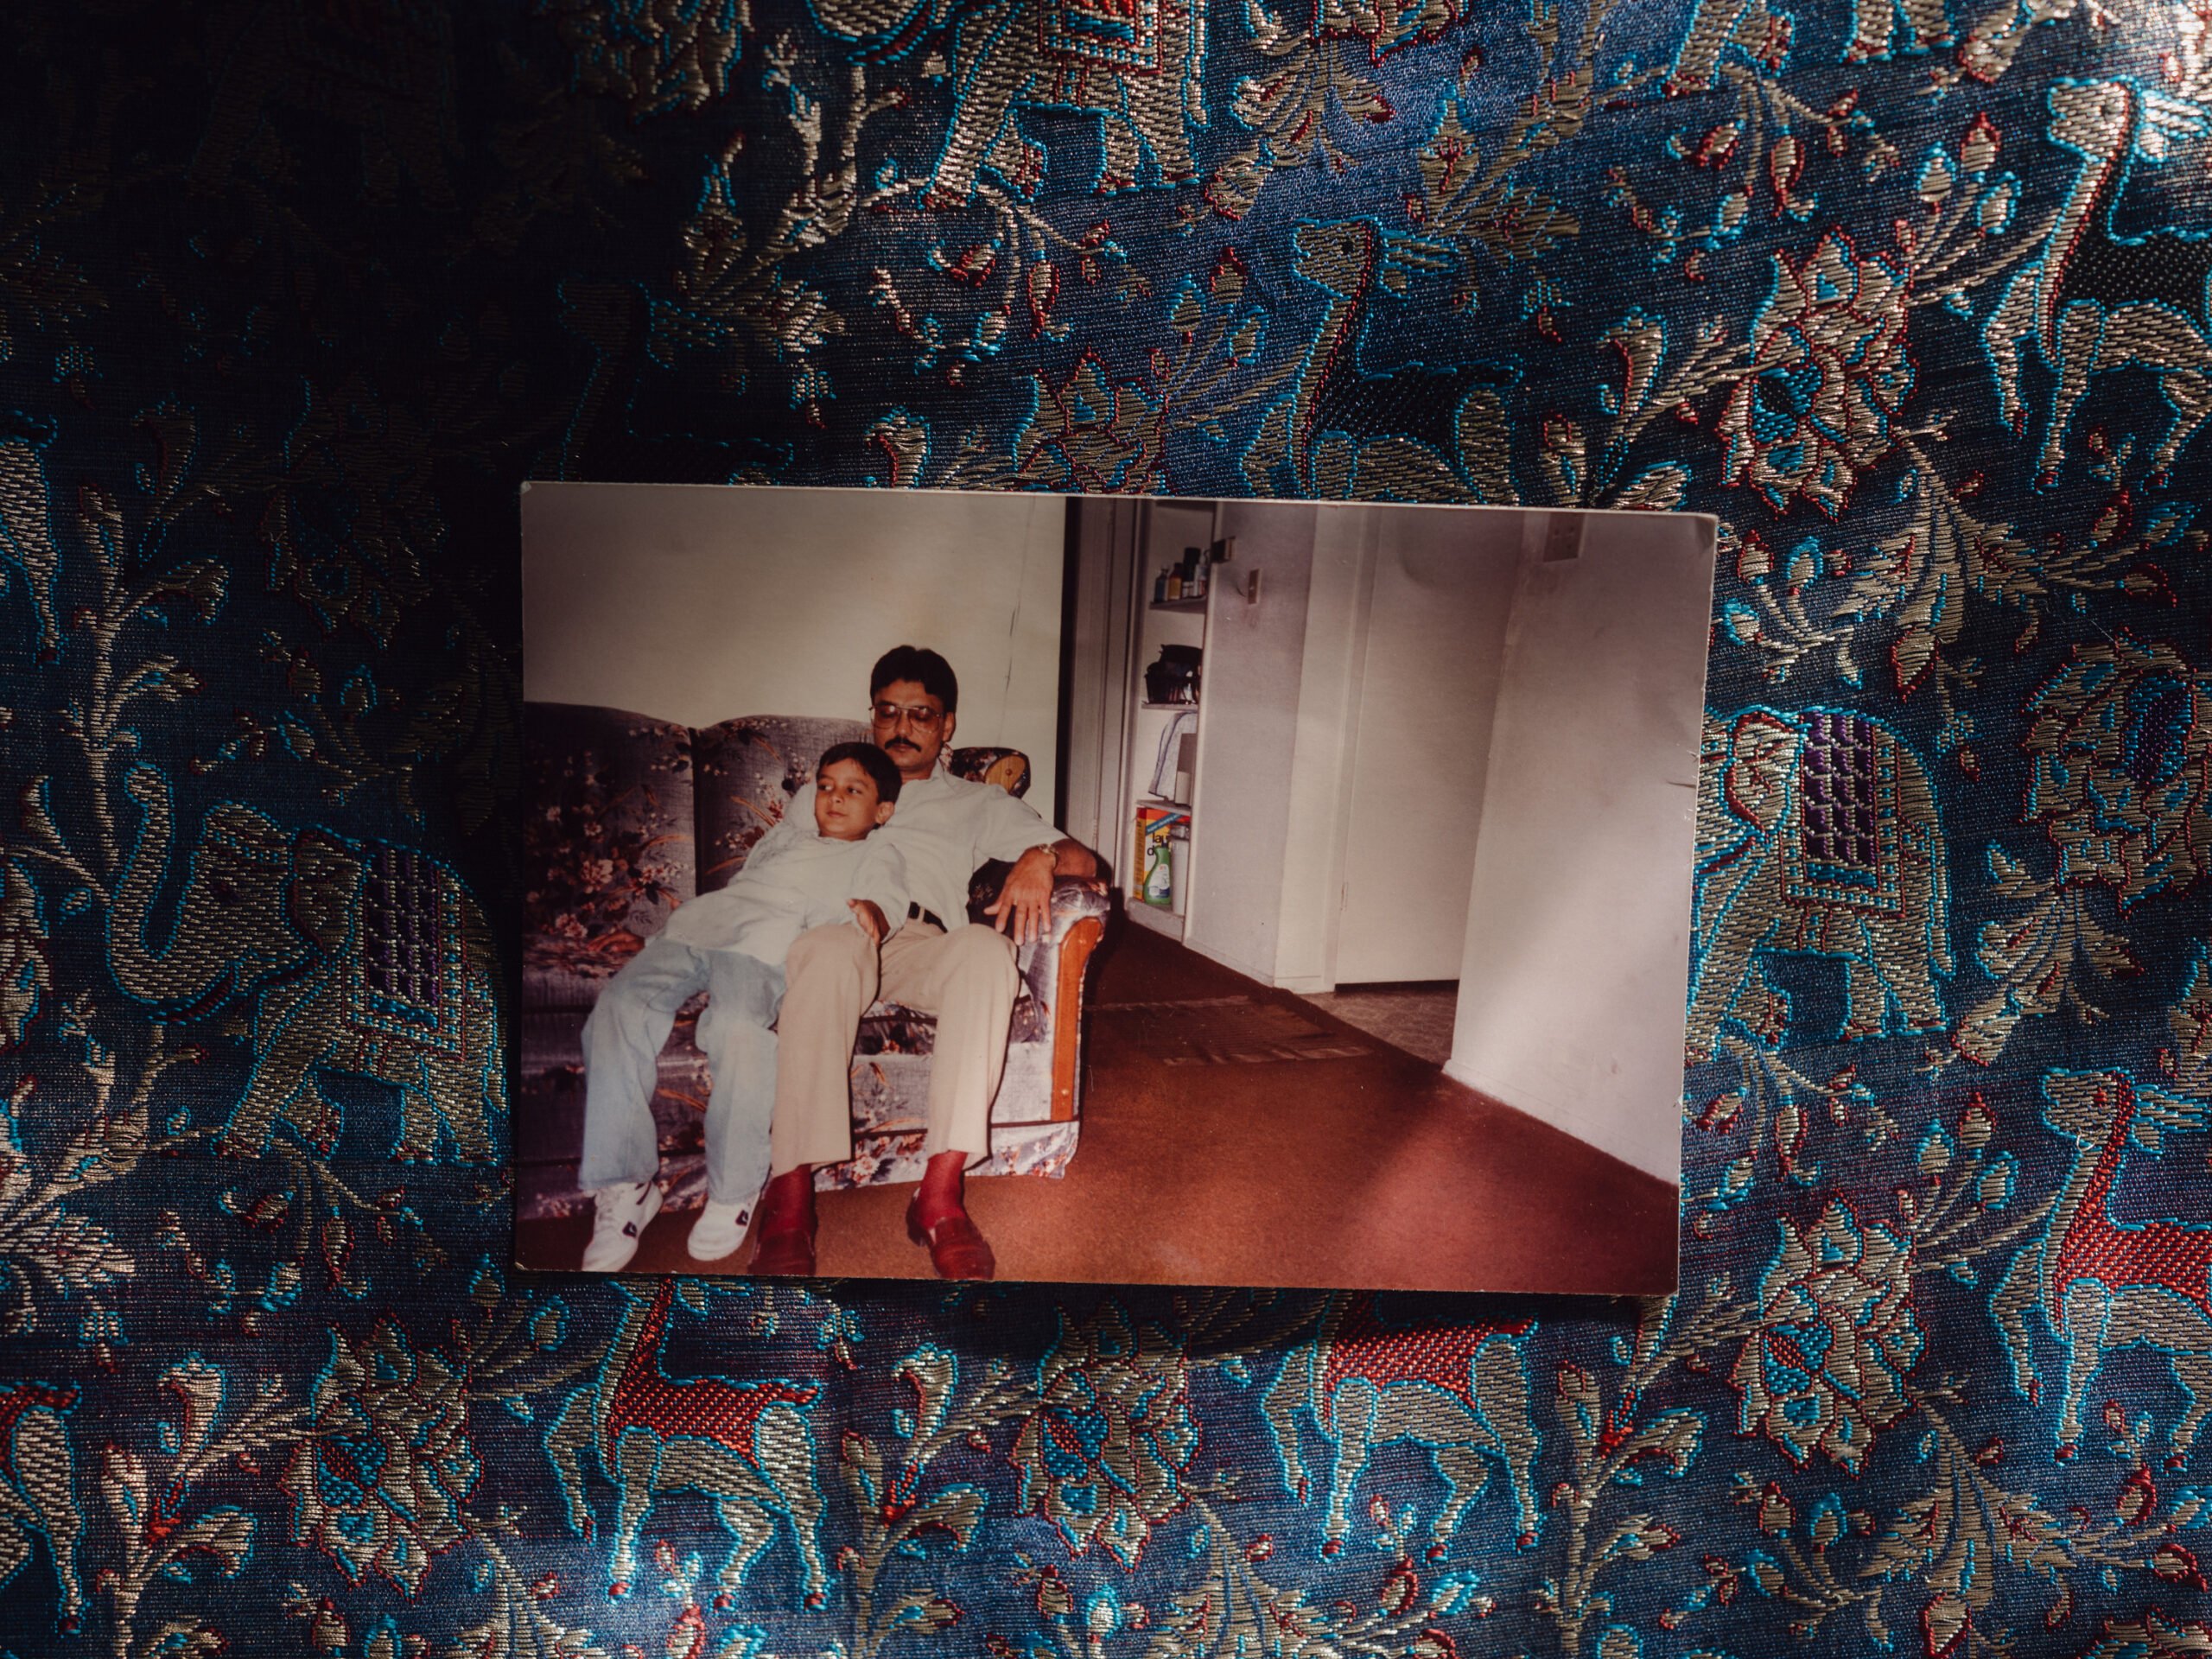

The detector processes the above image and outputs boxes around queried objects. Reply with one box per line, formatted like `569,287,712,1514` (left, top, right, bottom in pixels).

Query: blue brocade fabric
1,1,2210,1655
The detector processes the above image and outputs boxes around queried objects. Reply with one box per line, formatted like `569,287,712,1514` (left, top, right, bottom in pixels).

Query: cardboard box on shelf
1136,803,1190,908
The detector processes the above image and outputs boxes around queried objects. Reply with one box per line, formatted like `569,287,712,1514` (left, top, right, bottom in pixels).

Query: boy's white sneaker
687,1199,753,1262
582,1179,661,1272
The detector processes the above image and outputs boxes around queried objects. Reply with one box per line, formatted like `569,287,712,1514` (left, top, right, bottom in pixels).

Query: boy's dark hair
818,741,902,804
869,645,958,715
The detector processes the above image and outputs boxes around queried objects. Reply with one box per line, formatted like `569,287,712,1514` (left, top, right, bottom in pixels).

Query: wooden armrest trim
1049,915,1105,1124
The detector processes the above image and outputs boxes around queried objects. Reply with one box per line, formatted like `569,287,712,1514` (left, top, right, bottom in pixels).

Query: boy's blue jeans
576,934,785,1208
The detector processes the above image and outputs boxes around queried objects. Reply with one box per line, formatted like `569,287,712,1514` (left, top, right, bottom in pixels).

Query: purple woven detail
363,847,445,1013
1782,711,1903,913
1798,713,1879,873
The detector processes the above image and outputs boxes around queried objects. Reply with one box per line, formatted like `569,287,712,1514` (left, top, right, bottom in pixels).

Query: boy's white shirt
658,804,907,967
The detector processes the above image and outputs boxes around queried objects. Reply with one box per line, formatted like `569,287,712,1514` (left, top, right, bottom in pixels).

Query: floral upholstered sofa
517,702,1111,1223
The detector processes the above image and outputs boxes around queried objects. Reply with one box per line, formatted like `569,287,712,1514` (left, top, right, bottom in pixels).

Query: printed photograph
514,483,1716,1294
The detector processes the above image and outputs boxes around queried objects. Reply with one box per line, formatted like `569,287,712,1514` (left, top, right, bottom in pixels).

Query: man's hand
849,899,888,944
1051,836,1099,880
985,846,1057,947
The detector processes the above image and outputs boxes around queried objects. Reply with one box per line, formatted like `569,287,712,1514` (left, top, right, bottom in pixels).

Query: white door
1332,510,1523,984
1179,501,1323,984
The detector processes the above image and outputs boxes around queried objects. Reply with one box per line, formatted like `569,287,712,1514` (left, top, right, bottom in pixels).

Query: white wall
520,483,1068,810
1445,512,1717,1183
1182,502,1531,993
1078,499,1713,1182
1333,508,1524,984
1270,507,1372,991
1182,503,1320,983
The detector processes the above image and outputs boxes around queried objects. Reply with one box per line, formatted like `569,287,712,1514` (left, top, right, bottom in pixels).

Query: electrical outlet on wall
1542,514,1584,562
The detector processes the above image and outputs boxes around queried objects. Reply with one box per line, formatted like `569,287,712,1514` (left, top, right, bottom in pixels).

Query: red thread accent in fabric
2050,1078,2212,1329
0,1383,73,1441
1319,1294,1530,1427
604,1283,817,1460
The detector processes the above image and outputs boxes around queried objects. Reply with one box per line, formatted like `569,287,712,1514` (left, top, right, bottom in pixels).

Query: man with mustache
748,645,1099,1280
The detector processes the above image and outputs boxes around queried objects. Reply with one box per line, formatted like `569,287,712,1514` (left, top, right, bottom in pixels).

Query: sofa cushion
694,715,869,893
523,702,695,1011
516,701,1071,1208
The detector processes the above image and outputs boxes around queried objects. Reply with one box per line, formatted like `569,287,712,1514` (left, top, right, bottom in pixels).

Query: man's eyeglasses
871,701,943,730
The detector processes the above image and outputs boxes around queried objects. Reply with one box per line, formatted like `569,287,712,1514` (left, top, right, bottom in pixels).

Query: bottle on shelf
1154,566,1167,603
1166,565,1183,601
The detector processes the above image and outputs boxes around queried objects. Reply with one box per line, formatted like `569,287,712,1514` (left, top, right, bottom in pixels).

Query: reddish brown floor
514,923,1681,1294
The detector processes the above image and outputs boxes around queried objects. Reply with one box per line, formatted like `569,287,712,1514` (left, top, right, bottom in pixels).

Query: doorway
1332,506,1522,987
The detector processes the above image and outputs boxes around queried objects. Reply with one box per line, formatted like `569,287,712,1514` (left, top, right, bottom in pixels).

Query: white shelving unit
1119,500,1219,940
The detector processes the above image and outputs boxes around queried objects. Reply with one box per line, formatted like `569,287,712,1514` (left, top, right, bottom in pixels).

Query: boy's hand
849,899,888,944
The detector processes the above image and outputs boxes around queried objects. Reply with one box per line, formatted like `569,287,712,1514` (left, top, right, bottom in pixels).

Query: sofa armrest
1011,877,1110,979
1015,877,1109,1123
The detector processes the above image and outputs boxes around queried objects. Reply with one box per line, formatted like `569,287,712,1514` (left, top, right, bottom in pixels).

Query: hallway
1298,982,1459,1066
516,921,1680,1294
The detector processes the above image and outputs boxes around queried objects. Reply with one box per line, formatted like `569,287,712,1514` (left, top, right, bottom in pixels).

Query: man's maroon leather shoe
905,1198,995,1281
749,1169,817,1275
749,1216,816,1276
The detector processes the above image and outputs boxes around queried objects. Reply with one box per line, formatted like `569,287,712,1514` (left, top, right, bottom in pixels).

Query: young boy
577,742,908,1270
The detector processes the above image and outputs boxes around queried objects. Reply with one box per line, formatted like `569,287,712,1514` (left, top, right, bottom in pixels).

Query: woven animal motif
108,767,504,1162
1687,707,1951,1060
1993,1070,2212,1467
1243,219,1517,503
1262,1294,1541,1557
544,1281,827,1608
812,0,1208,202
1983,79,2212,490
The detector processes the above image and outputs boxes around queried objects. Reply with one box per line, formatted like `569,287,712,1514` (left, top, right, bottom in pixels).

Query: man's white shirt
658,809,907,966
877,766,1062,931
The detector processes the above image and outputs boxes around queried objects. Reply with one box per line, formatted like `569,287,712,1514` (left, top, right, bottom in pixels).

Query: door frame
1061,498,1140,878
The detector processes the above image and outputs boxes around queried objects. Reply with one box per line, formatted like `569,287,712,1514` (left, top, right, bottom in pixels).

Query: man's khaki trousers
768,919,1020,1174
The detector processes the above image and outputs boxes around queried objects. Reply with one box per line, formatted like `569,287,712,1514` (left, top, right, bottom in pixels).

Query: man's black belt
908,901,947,931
